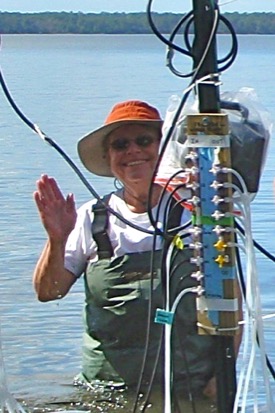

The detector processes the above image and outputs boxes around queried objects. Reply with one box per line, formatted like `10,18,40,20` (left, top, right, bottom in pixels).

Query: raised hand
33,174,77,242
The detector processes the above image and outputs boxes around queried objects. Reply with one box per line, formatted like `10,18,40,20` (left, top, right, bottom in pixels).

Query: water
0,34,275,411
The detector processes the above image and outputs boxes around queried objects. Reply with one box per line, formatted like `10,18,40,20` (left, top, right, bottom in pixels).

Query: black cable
147,1,238,79
150,169,188,232
216,15,238,66
168,248,200,413
236,221,275,263
0,65,163,237
131,204,190,412
131,233,163,413
147,85,193,229
146,0,193,57
139,330,164,413
166,12,197,79
0,51,184,412
0,70,35,130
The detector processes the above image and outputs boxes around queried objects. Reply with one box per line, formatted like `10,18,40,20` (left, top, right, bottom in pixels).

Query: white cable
245,200,273,412
234,194,274,413
163,235,199,413
222,167,249,196
163,240,174,413
238,313,275,325
211,165,274,411
164,286,199,413
236,200,255,411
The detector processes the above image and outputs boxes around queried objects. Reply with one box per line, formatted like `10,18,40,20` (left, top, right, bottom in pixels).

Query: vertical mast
192,0,220,113
191,2,237,412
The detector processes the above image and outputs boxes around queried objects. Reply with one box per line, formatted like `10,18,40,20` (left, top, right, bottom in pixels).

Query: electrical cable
146,0,193,57
131,200,191,413
145,3,240,412
130,230,163,413
147,0,238,79
236,221,275,262
0,65,163,237
2,3,275,411
235,234,275,380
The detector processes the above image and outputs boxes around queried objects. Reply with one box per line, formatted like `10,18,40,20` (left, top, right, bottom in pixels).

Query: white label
187,134,230,148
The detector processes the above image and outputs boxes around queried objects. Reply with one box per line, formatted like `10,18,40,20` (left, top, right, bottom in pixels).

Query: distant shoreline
0,11,275,34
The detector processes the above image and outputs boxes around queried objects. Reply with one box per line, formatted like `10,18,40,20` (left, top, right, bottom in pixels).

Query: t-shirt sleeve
64,201,97,278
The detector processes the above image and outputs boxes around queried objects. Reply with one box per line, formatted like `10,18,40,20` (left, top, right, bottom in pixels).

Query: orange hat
78,100,163,177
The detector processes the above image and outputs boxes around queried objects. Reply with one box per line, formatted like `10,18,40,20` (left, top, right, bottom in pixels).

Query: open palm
34,174,77,242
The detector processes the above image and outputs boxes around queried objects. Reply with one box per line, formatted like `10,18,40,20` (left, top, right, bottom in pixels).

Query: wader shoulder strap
92,194,113,259
92,194,185,259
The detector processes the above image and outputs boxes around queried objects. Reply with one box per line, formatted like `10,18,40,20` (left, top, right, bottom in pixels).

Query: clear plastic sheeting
221,87,272,195
158,88,273,198
154,95,192,205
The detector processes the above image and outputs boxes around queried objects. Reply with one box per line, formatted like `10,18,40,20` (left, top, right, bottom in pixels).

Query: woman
33,100,238,410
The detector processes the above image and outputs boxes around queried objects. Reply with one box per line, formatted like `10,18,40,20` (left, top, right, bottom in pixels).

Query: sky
0,0,274,14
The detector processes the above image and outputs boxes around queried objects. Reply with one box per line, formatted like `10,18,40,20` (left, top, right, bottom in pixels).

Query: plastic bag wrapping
156,88,273,197
154,96,192,206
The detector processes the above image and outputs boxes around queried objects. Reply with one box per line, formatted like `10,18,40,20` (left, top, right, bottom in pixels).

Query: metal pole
191,2,237,412
192,0,220,113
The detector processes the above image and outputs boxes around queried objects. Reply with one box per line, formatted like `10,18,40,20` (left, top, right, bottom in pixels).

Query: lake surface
0,34,275,412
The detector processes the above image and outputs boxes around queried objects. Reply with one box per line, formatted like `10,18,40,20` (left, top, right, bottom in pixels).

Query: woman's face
107,124,160,189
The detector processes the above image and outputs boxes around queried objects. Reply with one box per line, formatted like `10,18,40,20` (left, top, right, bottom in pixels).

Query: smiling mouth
126,160,146,167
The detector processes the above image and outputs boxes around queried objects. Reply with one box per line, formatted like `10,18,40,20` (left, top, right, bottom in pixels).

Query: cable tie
197,323,239,333
195,73,221,87
34,124,47,141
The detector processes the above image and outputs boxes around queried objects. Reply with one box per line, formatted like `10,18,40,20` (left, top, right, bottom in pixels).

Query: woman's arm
33,239,77,302
33,175,78,302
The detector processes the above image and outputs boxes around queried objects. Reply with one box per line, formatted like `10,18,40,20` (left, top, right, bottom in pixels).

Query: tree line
0,11,275,35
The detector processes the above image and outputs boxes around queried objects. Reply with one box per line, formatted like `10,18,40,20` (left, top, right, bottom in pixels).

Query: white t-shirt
64,190,191,278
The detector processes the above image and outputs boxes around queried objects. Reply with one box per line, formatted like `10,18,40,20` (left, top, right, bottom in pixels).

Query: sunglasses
109,135,158,152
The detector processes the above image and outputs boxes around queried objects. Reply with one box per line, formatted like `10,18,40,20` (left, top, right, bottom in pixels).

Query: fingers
37,174,62,200
33,190,44,210
66,193,76,213
33,176,77,238
34,175,76,213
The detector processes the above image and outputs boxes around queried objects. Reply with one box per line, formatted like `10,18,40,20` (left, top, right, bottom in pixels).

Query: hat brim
77,119,163,177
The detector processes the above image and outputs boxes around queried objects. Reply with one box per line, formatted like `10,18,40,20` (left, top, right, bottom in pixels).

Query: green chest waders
83,196,216,393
